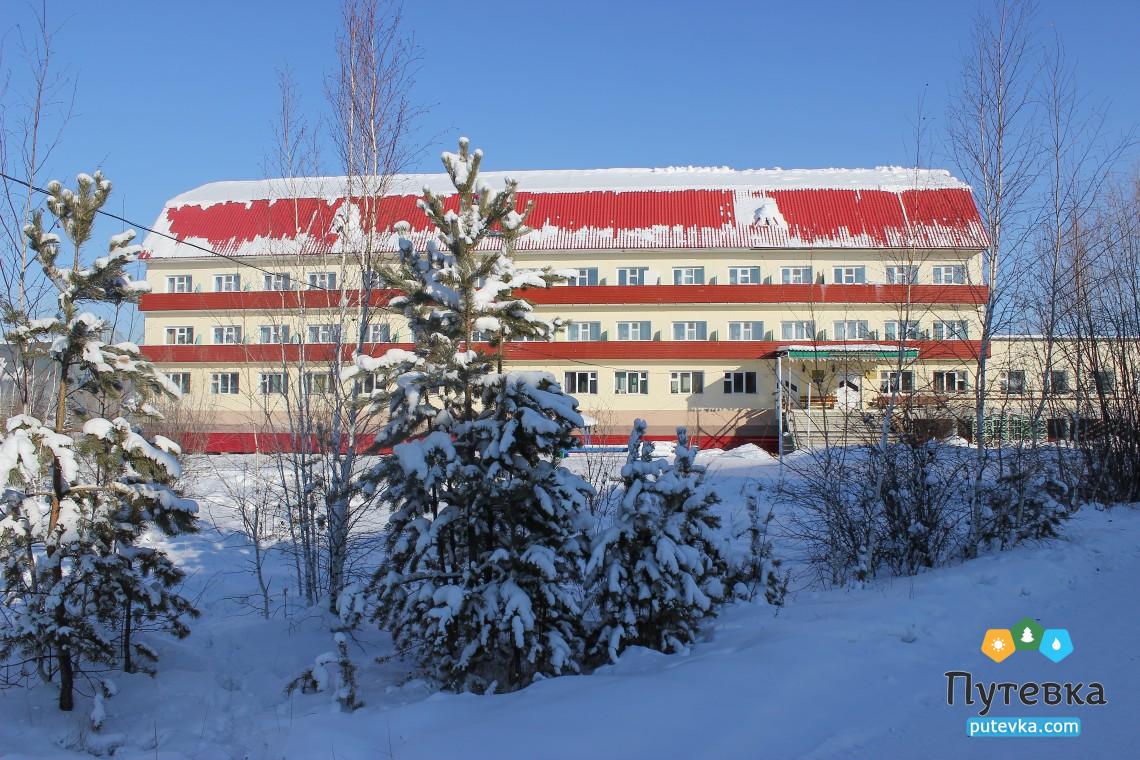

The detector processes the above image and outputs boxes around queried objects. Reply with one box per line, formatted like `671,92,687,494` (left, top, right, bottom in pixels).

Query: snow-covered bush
0,173,198,712
976,447,1073,548
727,482,789,607
587,422,731,663
287,632,363,712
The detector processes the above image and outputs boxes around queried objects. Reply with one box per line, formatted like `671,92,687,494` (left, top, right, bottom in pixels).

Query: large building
138,166,999,452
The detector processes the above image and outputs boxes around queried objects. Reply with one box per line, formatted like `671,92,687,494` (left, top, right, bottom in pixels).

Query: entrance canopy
777,344,919,361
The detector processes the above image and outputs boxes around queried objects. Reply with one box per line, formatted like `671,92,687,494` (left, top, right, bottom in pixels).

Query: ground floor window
614,370,648,394
723,371,757,394
259,372,287,395
167,372,191,395
879,370,914,393
564,371,597,395
211,372,240,395
670,371,704,394
932,369,969,393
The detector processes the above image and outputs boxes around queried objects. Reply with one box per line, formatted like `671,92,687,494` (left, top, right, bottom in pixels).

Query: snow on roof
142,166,988,259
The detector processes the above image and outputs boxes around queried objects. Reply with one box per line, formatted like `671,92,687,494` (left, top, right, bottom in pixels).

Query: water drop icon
1052,637,1061,651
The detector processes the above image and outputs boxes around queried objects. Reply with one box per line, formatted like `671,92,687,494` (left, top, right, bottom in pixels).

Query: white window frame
567,322,601,341
833,320,870,341
933,370,969,393
670,371,704,394
885,265,919,284
259,324,289,344
616,321,650,341
832,266,866,284
616,267,648,286
781,266,812,284
264,272,294,291
366,323,392,343
164,326,194,345
567,267,599,287
166,275,193,293
672,321,706,341
307,324,341,344
879,370,914,393
304,372,334,395
211,372,240,395
214,273,241,292
672,266,705,286
614,370,648,395
1000,370,1027,395
308,271,337,290
932,320,970,340
932,265,966,285
564,371,597,395
728,266,761,285
213,325,242,344
259,372,287,395
166,372,191,395
728,321,764,341
885,320,920,341
723,371,758,395
781,320,815,341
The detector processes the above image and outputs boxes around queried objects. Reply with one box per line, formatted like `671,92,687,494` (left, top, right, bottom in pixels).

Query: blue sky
3,0,1138,232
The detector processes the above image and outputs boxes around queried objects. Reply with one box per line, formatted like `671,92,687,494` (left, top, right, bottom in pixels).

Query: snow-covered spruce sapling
357,139,592,692
287,633,363,712
0,172,198,712
587,422,731,663
728,482,788,607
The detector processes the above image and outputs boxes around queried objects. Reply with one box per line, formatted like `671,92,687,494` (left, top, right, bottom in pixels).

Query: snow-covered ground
2,447,1136,759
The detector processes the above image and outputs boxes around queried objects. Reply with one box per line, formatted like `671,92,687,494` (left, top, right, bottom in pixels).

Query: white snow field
2,447,1136,759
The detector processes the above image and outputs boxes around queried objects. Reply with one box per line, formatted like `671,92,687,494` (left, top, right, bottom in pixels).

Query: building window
616,321,651,341
165,326,194,345
213,325,242,344
308,271,337,290
879,370,914,393
214,273,241,292
367,323,391,343
567,321,601,341
885,320,920,341
1000,370,1027,395
614,370,648,395
885,265,919,284
832,266,866,284
617,267,648,286
307,324,341,343
211,372,240,395
566,267,599,286
932,265,966,285
672,321,707,341
304,372,334,395
259,324,289,344
781,320,815,341
166,275,192,293
933,370,969,393
167,372,191,395
728,321,764,341
564,371,597,395
833,320,870,340
932,320,969,340
1045,370,1070,395
673,267,705,285
723,371,757,394
259,372,287,395
264,272,294,291
729,266,761,285
1092,370,1115,394
670,371,704,394
781,266,812,284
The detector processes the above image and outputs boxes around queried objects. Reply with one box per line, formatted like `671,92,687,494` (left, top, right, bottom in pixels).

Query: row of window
565,264,968,287
563,319,971,342
163,323,393,345
165,272,343,294
170,367,1124,399
163,264,971,294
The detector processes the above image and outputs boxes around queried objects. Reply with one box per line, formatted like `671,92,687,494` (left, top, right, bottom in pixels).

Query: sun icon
981,629,1016,662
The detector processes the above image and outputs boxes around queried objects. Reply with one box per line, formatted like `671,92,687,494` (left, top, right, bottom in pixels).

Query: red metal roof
148,186,988,258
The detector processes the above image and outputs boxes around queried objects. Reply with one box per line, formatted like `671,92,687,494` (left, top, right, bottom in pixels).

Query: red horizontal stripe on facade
139,339,984,364
138,283,988,312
